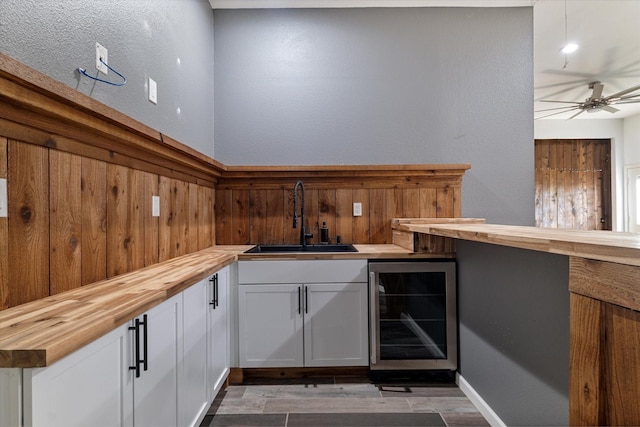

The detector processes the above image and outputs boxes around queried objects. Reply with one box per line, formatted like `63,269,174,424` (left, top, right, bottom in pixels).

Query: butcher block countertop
0,244,418,368
393,222,640,267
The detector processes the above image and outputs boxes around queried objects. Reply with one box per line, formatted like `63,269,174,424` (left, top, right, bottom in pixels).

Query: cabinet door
238,284,303,368
209,267,229,400
304,283,369,367
180,279,209,427
133,294,181,427
23,324,132,427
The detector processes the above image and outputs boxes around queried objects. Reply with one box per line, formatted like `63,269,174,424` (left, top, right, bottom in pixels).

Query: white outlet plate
148,77,158,104
152,196,160,217
96,42,108,75
353,202,362,217
0,178,7,218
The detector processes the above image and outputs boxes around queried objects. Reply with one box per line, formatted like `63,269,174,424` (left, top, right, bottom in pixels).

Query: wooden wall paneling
304,189,319,244
198,186,214,250
106,164,129,277
265,189,284,245
585,141,596,230
7,141,49,306
548,141,559,228
128,169,145,271
335,189,353,244
419,188,437,218
0,137,8,309
593,142,603,230
534,140,543,227
352,189,369,243
452,186,462,218
81,157,107,285
249,189,267,244
171,179,188,257
369,189,386,244
562,141,574,229
403,189,420,218
188,182,199,252
554,141,566,229
569,293,604,426
49,150,82,294
436,186,454,218
284,187,297,244
576,140,588,229
604,303,640,425
215,189,232,245
158,176,172,262
318,189,337,245
143,172,159,266
384,188,403,243
233,189,250,244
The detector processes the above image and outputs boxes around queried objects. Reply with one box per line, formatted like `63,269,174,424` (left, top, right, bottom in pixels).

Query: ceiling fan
535,81,640,119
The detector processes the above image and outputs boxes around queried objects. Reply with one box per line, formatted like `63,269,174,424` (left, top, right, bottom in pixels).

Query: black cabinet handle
128,318,141,378
214,274,219,308
305,286,309,314
141,314,148,372
297,286,301,315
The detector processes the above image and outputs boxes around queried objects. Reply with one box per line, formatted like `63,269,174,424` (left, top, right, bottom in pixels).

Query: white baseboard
456,373,506,427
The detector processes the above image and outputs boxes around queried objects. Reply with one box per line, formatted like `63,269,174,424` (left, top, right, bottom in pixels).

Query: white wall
534,118,625,230
624,114,640,166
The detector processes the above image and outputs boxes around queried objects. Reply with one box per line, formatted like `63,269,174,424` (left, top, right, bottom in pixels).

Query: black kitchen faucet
293,181,313,247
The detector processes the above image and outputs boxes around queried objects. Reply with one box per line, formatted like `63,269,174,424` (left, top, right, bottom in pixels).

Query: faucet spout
293,181,313,247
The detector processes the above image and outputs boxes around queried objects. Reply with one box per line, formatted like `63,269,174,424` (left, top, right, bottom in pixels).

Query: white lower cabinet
3,266,232,427
238,260,369,368
131,294,181,427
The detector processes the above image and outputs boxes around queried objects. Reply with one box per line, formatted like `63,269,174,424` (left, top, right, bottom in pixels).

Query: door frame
625,163,640,233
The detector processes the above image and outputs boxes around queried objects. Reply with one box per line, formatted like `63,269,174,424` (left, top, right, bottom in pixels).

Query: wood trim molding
218,163,470,189
0,52,225,186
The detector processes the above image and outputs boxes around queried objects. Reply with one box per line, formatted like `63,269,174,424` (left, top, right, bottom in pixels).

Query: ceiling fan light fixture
561,43,579,54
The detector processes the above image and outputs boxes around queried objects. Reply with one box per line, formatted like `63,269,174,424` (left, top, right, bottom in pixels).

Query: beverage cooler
368,261,457,371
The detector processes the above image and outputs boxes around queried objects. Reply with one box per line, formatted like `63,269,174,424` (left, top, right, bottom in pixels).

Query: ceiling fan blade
614,99,640,104
536,107,580,120
607,84,640,99
535,105,581,113
602,105,619,113
591,82,604,99
619,93,640,100
538,100,582,105
567,110,585,120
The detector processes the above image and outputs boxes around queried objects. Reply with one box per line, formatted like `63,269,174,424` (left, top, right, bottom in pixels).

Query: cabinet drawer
238,260,367,284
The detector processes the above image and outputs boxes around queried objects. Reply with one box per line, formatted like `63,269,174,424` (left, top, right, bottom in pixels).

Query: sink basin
244,244,358,253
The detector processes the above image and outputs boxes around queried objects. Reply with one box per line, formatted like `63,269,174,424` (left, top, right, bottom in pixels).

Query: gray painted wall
457,241,569,426
0,0,215,157
213,7,534,225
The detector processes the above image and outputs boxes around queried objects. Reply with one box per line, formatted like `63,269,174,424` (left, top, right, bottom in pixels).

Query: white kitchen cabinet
21,324,132,427
237,260,368,368
2,268,234,427
208,266,230,401
130,293,182,427
180,279,210,427
239,284,304,367
304,283,368,367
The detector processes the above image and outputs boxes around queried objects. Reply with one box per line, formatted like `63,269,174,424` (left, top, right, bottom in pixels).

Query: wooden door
535,139,612,230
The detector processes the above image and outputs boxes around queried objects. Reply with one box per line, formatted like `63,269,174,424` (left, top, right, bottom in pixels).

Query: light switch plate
353,202,362,217
148,78,158,104
0,178,7,218
96,42,108,75
152,196,160,217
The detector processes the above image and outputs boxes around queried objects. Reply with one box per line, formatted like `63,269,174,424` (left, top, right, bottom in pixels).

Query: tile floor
200,377,490,427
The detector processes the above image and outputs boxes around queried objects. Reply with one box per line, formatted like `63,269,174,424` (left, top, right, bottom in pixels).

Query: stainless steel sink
244,244,358,253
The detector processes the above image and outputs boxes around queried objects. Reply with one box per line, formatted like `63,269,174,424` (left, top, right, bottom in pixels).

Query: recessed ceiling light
561,43,579,54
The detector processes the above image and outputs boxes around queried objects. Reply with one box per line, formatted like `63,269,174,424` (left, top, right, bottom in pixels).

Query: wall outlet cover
0,178,6,218
96,42,108,75
353,202,362,217
152,195,160,217
148,78,158,104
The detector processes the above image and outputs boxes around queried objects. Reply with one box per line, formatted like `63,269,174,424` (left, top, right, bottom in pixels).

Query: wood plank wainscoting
215,165,468,246
0,52,469,309
0,54,220,309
